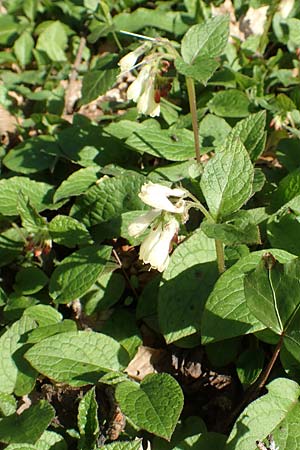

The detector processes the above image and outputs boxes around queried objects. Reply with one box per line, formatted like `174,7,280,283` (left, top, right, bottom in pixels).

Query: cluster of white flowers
128,182,187,272
118,43,165,117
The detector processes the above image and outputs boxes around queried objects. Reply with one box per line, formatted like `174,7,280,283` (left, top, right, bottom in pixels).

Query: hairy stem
215,239,225,274
186,77,201,164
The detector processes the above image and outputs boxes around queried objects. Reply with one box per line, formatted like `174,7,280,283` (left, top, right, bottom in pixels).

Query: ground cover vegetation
0,0,300,449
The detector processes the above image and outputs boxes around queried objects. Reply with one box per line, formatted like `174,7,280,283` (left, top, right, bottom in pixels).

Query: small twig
64,36,86,115
112,249,138,299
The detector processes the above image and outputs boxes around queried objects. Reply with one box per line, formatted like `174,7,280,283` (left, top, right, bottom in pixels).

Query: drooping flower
128,182,188,271
128,209,161,238
127,64,152,103
137,77,160,117
138,182,186,213
139,217,179,272
118,42,152,73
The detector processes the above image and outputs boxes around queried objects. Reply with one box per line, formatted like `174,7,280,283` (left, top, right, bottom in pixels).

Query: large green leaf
208,90,251,118
0,401,54,445
200,138,254,220
226,378,300,450
245,257,300,361
49,245,111,303
201,249,296,344
226,111,266,161
115,373,184,440
0,316,36,394
81,69,118,105
126,128,195,161
70,173,146,227
175,56,219,85
77,387,99,450
181,15,229,64
0,15,18,45
3,136,60,174
14,31,34,67
0,177,54,216
53,167,100,203
36,21,68,61
158,229,217,344
25,331,129,386
49,215,93,248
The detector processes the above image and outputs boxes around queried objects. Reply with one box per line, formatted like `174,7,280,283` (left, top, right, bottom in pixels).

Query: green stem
113,31,123,51
215,239,225,274
186,77,201,164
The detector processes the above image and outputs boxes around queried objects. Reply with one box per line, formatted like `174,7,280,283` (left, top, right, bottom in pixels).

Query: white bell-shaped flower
127,64,152,102
139,217,179,272
137,79,160,117
128,209,161,237
118,43,151,73
139,182,186,213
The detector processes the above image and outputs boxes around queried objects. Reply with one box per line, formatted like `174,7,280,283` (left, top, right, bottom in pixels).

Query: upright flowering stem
215,239,226,274
186,77,201,164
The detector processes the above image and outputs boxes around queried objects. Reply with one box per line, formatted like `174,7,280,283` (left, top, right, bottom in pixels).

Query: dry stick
112,249,138,300
64,36,86,115
226,334,284,431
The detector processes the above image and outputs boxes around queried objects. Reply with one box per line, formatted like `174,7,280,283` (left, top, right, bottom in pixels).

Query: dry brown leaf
240,6,269,38
0,104,17,135
279,0,294,18
125,345,167,381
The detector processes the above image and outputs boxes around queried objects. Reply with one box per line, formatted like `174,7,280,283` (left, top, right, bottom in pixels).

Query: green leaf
0,228,24,267
126,128,195,161
236,348,264,387
181,15,229,64
81,69,118,105
0,15,18,45
226,111,266,160
200,138,254,220
271,167,300,211
82,271,125,315
49,245,111,303
3,136,60,174
25,331,129,386
13,267,48,295
23,304,62,326
158,229,217,344
13,31,34,67
0,177,54,216
0,393,17,417
152,416,207,450
25,320,77,344
102,441,142,450
199,114,232,151
49,215,93,248
208,90,251,118
101,308,142,359
245,257,300,360
267,211,300,256
175,56,219,85
0,316,36,394
36,21,67,62
201,249,296,344
226,378,300,450
17,193,47,233
71,173,146,227
34,430,67,450
201,211,261,245
78,387,99,450
113,8,188,35
0,401,55,445
115,373,184,440
53,167,100,203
